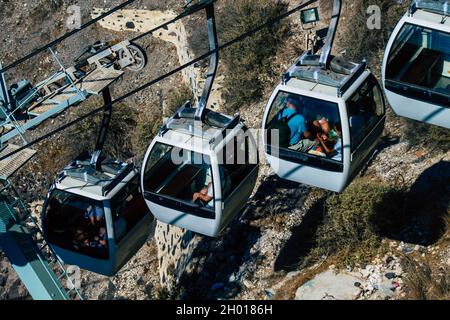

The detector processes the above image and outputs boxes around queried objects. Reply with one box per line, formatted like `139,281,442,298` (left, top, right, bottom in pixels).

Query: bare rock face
0,256,30,300
295,270,363,300
155,222,200,293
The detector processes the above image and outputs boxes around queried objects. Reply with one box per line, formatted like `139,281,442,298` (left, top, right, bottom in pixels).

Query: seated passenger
84,204,104,226
73,228,90,250
312,117,331,135
192,169,214,207
316,123,343,161
272,96,315,151
92,227,108,248
348,101,365,136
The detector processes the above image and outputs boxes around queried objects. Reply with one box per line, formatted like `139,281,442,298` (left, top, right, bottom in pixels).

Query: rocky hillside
0,0,449,300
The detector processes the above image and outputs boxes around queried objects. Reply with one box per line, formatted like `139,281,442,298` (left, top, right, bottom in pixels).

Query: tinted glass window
218,128,258,200
387,23,450,96
265,91,343,165
110,175,150,244
143,143,215,209
347,75,384,150
44,190,109,260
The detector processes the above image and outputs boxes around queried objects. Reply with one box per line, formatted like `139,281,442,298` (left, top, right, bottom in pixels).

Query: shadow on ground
179,174,309,299
274,197,326,272
372,160,450,245
180,222,261,300
274,160,450,273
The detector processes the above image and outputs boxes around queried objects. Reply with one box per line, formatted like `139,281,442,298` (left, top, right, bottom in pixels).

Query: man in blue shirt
277,96,316,152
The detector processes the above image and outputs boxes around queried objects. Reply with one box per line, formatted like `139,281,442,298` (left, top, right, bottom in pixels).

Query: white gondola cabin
382,0,450,128
262,53,386,192
42,158,154,276
141,105,259,237
262,0,386,193
141,0,258,237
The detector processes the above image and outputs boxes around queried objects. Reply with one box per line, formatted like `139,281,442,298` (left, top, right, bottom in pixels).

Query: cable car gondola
141,2,259,237
42,157,153,276
42,88,154,276
382,0,450,128
262,0,386,192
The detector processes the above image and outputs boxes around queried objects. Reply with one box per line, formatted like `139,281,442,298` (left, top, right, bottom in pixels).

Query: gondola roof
54,158,135,201
411,0,450,16
156,105,243,154
282,52,368,98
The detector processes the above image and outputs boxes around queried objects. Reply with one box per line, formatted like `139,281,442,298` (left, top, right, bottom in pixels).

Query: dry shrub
164,84,193,117
219,0,289,113
69,101,138,160
402,256,450,300
339,0,408,65
132,111,162,161
304,178,400,269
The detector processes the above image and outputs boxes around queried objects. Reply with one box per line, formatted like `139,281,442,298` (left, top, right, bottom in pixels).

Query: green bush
219,0,289,113
303,166,449,269
305,178,400,269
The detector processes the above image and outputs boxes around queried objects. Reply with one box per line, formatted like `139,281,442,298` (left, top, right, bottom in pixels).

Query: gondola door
346,74,386,181
219,130,259,233
110,174,154,272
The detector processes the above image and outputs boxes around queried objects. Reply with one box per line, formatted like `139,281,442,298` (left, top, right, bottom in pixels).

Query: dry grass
401,215,450,300
402,255,450,300
301,178,397,270
219,0,289,114
404,119,450,153
401,205,449,301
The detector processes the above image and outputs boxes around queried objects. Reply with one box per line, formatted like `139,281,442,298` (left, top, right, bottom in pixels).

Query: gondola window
143,143,215,211
266,91,343,169
43,190,109,260
386,23,450,103
110,176,149,244
347,75,385,150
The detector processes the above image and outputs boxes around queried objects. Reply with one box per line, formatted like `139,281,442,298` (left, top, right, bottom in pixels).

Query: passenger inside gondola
272,96,315,151
44,191,109,259
267,92,343,162
314,122,343,161
84,204,104,226
192,168,214,207
143,143,215,208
